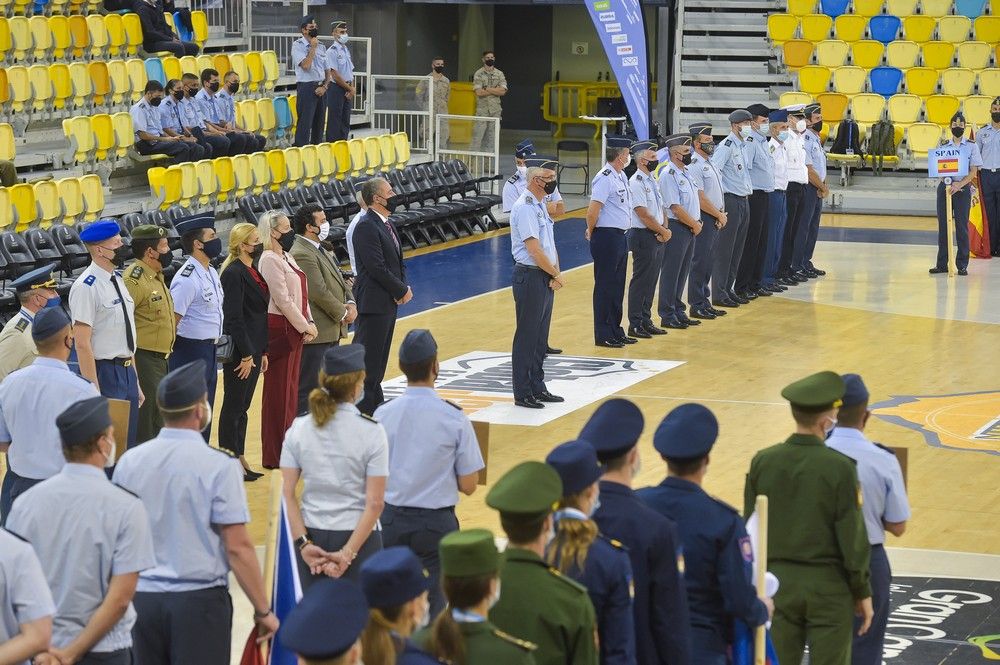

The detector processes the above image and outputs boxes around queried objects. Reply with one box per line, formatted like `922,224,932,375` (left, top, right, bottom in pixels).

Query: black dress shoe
514,396,545,408
546,345,563,354
677,315,701,326
243,470,263,482
661,317,688,330
808,266,826,276
779,276,798,286
738,290,758,300
644,324,668,335
790,272,809,283
689,308,716,320
535,391,565,403
712,299,739,308
802,269,820,278
732,294,751,305
597,339,625,348
765,283,786,292
929,266,947,274
617,336,639,344
958,268,968,276
708,306,727,316
754,287,773,297
628,327,652,339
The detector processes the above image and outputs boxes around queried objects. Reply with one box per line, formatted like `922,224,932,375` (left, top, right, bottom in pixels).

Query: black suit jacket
221,260,269,359
353,210,407,314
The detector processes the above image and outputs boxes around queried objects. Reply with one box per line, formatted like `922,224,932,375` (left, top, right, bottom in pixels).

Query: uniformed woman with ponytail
545,439,637,665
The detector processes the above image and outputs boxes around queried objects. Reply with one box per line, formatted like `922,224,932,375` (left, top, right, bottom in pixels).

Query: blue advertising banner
585,0,650,140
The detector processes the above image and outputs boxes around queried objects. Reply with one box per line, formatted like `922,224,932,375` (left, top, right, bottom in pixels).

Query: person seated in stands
194,69,253,155
130,80,205,164
133,0,199,57
216,70,267,153
0,160,15,187
181,73,235,156
160,78,223,159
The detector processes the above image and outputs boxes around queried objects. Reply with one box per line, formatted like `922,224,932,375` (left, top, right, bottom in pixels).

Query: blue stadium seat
954,0,987,17
273,96,292,142
144,57,165,86
173,12,193,42
820,0,850,17
869,16,902,45
870,66,903,97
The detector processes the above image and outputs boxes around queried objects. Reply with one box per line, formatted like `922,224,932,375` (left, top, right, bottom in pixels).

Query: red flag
240,627,267,665
968,125,992,259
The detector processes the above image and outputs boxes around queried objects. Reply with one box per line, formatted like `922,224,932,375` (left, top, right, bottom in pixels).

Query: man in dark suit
352,177,412,414
291,203,357,415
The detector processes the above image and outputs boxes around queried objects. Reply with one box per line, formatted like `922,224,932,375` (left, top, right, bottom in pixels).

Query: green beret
439,529,500,577
485,461,562,521
781,371,845,412
131,224,167,240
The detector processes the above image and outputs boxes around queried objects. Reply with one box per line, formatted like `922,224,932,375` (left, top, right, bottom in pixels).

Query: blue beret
579,398,644,461
515,139,535,159
746,103,771,118
630,140,657,154
606,135,632,149
663,133,692,148
324,344,366,375
399,329,437,364
173,214,215,237
840,373,870,407
279,578,368,659
768,109,789,122
545,440,603,496
157,360,208,410
360,546,431,609
728,109,753,123
57,396,112,447
653,403,719,459
31,307,71,342
79,219,121,244
299,15,314,28
10,263,57,293
524,155,559,170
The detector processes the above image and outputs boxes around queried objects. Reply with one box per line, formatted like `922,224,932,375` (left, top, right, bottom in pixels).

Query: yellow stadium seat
231,154,253,198
85,14,108,59
173,162,198,208
89,61,111,108
91,113,115,161
801,14,834,42
255,98,275,140
887,93,923,133
7,66,30,114
193,159,217,207
816,40,850,67
263,150,285,192
904,66,939,96
126,58,147,102
768,14,800,45
27,64,52,114
284,147,303,187
833,15,867,43
33,180,61,229
0,70,8,116
9,17,30,63
903,16,937,43
921,41,955,70
787,0,816,16
238,100,261,134
851,40,885,68
962,95,992,126
925,94,960,126
817,92,849,126
191,10,208,46
921,0,954,15
937,16,972,43
391,132,410,169
162,56,181,83
10,183,35,230
228,53,249,87
196,55,215,76
212,54,231,76
29,16,52,62
147,166,180,210
977,69,1000,97
299,145,320,185
0,124,14,162
80,173,104,222
50,16,71,61
262,50,279,91
850,93,887,137
974,16,1000,43
63,115,94,165
887,0,919,13
0,20,11,63
779,91,813,108
362,137,382,175
249,151,271,194
48,0,71,17
316,142,336,183
57,177,84,225
378,134,395,172
783,40,815,70
246,51,264,93
797,65,830,95
163,12,175,34
68,15,88,60
906,122,943,157
108,112,131,159
105,14,126,58
49,64,72,113
347,138,366,177
213,156,235,204
833,66,867,95
956,42,991,71
288,93,297,132
179,55,199,76
332,140,351,179
107,59,129,105
122,13,142,57
853,0,884,16
885,40,920,69
0,189,12,232
940,67,976,96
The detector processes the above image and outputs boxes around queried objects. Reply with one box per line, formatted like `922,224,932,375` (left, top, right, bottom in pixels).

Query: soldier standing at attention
326,19,355,143
762,110,790,293
737,103,776,301
416,57,451,148
0,264,61,382
124,225,176,443
686,124,728,320
975,96,1000,256
930,112,982,276
470,51,506,153
487,461,598,665
0,526,54,664
657,134,702,330
626,139,671,339
744,371,874,665
710,110,754,308
503,140,566,218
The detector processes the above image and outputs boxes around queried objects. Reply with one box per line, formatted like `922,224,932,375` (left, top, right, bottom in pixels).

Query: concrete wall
550,5,658,83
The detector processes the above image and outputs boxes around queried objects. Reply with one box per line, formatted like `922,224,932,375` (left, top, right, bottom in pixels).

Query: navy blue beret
324,344,366,375
579,398,644,461
299,15,314,28
840,373,870,407
524,155,559,170
157,360,208,410
173,214,215,237
399,329,437,364
746,104,771,118
545,440,603,496
653,403,719,459
279,578,369,659
606,135,632,148
79,219,121,244
11,263,57,293
728,109,753,123
57,396,112,447
31,307,71,342
768,109,789,123
360,546,431,609
515,139,535,159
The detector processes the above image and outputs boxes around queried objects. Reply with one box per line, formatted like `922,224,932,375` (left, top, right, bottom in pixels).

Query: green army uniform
471,66,506,152
0,310,37,382
123,226,176,443
743,371,872,665
416,72,450,147
486,462,599,665
414,615,536,664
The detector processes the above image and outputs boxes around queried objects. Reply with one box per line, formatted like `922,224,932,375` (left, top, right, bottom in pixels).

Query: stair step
682,45,773,57
682,71,791,83
685,86,772,98
685,22,768,33
682,59,772,73
686,0,781,8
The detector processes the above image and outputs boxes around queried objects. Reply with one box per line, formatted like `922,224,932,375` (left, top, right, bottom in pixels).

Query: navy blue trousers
658,220,695,320
981,169,1000,254
168,336,217,442
590,228,628,343
763,190,787,285
688,212,720,310
326,84,352,142
936,181,972,271
0,465,42,526
852,544,891,665
95,359,139,449
779,182,806,275
792,184,822,272
381,505,459,618
294,82,326,147
512,265,553,400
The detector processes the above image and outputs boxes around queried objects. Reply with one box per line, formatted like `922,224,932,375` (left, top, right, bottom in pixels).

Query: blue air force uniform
793,124,828,274
658,134,702,325
0,527,55,662
326,21,355,142
737,104,776,297
710,110,754,302
975,114,1000,255
589,136,633,345
503,169,564,213
291,16,329,146
687,126,725,313
626,140,666,334
934,124,983,273
129,96,195,164
158,96,210,160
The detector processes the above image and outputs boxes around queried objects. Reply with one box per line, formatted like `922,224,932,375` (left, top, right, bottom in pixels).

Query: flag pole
754,495,768,665
946,175,956,276
263,469,283,602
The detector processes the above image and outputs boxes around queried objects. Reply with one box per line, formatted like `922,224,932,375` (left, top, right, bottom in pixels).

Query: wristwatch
294,535,312,551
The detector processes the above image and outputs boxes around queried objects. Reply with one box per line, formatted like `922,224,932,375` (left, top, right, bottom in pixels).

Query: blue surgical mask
739,125,753,140
778,130,790,142
337,33,350,44
44,295,61,309
758,122,770,135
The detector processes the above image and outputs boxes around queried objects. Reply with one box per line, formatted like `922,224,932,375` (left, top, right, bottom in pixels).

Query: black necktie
110,275,136,354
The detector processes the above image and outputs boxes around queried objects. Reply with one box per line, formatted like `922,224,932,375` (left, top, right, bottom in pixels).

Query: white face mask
517,165,527,177
488,580,502,609
758,122,770,135
622,153,632,168
824,416,838,437
414,596,431,630
739,125,753,139
318,221,330,241
795,119,807,133
337,33,350,44
201,401,212,432
101,434,116,468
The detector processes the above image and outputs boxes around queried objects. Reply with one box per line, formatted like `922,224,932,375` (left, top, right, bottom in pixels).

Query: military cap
781,371,846,412
951,111,966,124
728,109,753,124
130,224,167,241
514,139,535,159
992,96,1000,107
803,102,821,117
840,373,870,407
173,213,215,237
524,155,559,170
157,360,208,410
298,15,314,28
360,547,430,609
11,263,57,293
31,307,71,342
579,398,644,461
545,440,602,496
688,122,713,136
331,19,348,29
653,403,719,459
768,109,789,123
485,460,562,521
663,133,692,148
399,329,437,364
606,135,633,149
323,344,366,375
79,219,121,244
439,528,500,577
630,139,657,154
783,103,807,115
746,103,771,119
56,396,112,448
279,578,368,659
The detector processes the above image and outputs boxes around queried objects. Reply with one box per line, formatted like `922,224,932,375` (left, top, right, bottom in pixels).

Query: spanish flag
968,126,992,259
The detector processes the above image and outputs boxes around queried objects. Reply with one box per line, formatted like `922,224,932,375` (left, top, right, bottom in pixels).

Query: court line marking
616,394,786,407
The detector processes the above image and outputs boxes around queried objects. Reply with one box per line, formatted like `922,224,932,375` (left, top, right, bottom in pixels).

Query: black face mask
951,126,965,138
382,195,398,214
227,82,239,94
542,179,558,195
701,141,715,155
811,120,823,132
113,245,129,267
157,249,173,269
307,28,318,38
150,96,162,107
277,230,296,252
681,153,692,166
186,87,198,97
249,243,264,260
209,81,220,93
993,112,1000,123
202,238,223,259
484,59,495,67
171,90,184,101
645,159,658,173
433,66,444,74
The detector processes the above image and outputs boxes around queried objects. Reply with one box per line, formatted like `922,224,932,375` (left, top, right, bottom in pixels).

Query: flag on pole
732,619,780,665
968,125,992,259
267,493,303,665
239,627,266,665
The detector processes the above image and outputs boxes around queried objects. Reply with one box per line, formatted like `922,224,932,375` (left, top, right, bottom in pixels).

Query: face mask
414,597,431,631
381,195,397,214
823,416,837,437
645,159,658,173
488,581,502,610
43,294,61,309
101,434,116,468
209,81,220,93
201,401,212,432
811,120,824,132
622,153,632,168
681,153,692,166
739,125,753,139
542,179,558,195
778,130,790,142
588,495,601,517
317,221,330,241
631,455,641,479
992,112,1000,123
113,246,129,267
951,126,965,138
701,141,715,155
307,28,318,38
227,82,239,94
202,238,223,259
249,243,264,260
277,229,296,252
484,59,495,67
517,165,527,177
433,65,444,74
354,386,365,405
157,249,173,270
758,122,770,135
150,96,162,107
794,119,806,132
172,89,184,101
337,34,350,44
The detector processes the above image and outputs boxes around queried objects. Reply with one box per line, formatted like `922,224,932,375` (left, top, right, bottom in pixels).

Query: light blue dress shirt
113,428,249,592
180,96,206,129
194,88,223,125
509,190,557,266
170,257,224,340
659,164,702,222
291,37,328,83
501,170,563,213
0,357,99,479
826,427,911,545
329,40,354,80
803,130,828,181
591,164,633,230
215,89,237,125
0,528,55,665
744,128,775,192
374,387,485,509
6,464,155,653
159,97,189,133
130,99,164,139
628,169,664,229
710,132,753,196
975,125,1000,169
688,152,725,211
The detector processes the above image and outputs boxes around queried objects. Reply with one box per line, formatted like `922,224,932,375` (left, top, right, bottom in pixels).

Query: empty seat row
784,38,995,70
1,0,108,18
0,173,104,230
796,64,1000,97
62,111,173,173
788,0,995,18
143,50,279,93
769,12,1000,44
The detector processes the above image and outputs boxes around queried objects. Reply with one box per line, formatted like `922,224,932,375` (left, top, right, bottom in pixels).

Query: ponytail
428,610,466,665
308,369,365,427
545,494,599,574
360,606,405,665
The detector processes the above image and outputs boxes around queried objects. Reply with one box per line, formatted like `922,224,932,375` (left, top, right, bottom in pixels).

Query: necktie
174,104,183,130
110,276,136,354
384,219,400,251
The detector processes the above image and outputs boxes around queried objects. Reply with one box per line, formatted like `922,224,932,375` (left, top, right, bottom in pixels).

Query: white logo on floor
382,351,683,426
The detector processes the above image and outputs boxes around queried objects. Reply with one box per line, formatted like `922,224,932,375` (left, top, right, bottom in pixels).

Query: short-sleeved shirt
629,169,664,229
0,528,55,665
660,164,702,222
159,96,189,133
826,428,911,545
509,190,557,267
710,133,753,196
279,404,389,531
291,36,328,83
785,131,810,184
113,428,250,592
346,209,364,275
170,257,224,341
803,130,828,181
0,357,98,479
194,88,224,125
68,262,137,359
744,128,775,192
0,309,37,382
130,98,164,139
214,88,237,126
180,96,207,129
937,138,984,184
501,169,562,213
975,124,1000,169
689,152,725,212
768,138,789,191
124,260,176,355
374,387,485,509
6,464,155,652
472,67,507,115
591,164,633,230
328,40,354,80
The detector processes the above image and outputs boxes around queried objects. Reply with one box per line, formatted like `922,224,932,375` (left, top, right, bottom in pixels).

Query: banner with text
586,0,650,140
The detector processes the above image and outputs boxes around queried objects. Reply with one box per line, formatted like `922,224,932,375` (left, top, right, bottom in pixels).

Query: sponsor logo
622,56,639,67
616,45,633,55
593,0,611,9
598,10,616,21
611,34,628,44
605,22,621,33
872,391,1000,455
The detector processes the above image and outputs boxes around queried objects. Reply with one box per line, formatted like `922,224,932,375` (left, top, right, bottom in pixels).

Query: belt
98,357,133,367
136,349,169,359
984,168,1000,173
385,504,455,514
514,262,543,271
724,192,749,198
297,81,323,87
593,226,627,234
178,335,217,344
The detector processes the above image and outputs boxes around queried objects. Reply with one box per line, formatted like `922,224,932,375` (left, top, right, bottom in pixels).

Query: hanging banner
585,0,650,140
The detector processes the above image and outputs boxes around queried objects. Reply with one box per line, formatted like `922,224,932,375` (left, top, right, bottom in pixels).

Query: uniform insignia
724,139,733,146
507,174,519,184
857,486,864,507
601,168,611,176
598,534,629,551
739,536,754,563
492,628,538,652
769,145,776,154
129,265,144,280
357,412,378,423
444,399,463,411
746,135,754,142
212,446,237,458
180,264,195,278
83,274,96,286
2,528,29,543
13,318,28,333
874,442,896,455
547,566,589,593
736,164,743,170
151,295,162,302
112,483,140,498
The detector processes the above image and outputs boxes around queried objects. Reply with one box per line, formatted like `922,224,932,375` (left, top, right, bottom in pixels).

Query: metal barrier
372,75,433,155
435,114,501,195
542,82,659,138
200,0,248,39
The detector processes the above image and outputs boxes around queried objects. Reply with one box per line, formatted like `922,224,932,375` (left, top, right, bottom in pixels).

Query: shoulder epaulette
83,274,96,286
601,168,611,176
547,566,589,593
492,628,537,652
112,482,140,498
873,442,896,456
13,318,28,333
180,263,195,278
357,411,378,423
746,135,754,142
828,447,859,465
444,399,463,411
1,527,29,543
129,264,144,280
210,446,237,459
724,139,733,146
507,174,518,184
598,533,629,552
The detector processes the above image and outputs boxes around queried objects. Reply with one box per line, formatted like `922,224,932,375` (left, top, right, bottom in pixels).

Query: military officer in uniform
113,361,278,665
503,140,566,217
69,219,142,450
487,461,598,665
0,525,54,664
586,136,634,348
0,308,98,522
931,112,982,276
581,399,692,665
792,102,829,279
975,96,1000,256
326,19,355,142
778,104,812,285
827,374,911,665
130,80,201,163
744,371,874,665
416,56,451,148
687,123,729,320
737,103,776,300
124,225,176,444
545,440,635,665
657,134,702,330
374,329,485,616
637,404,772,664
291,16,330,147
710,109,754,308
763,110,790,292
6,396,155,665
626,139,671,338
0,263,60,382
169,214,224,442
470,51,506,153
279,578,368,665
